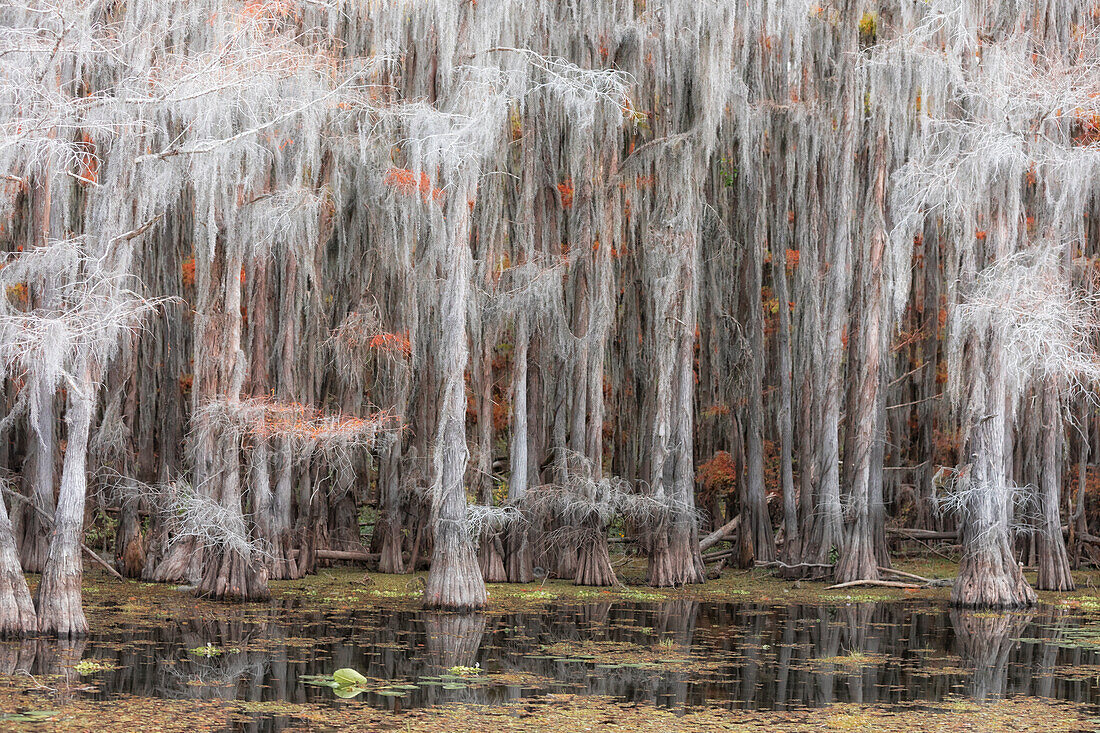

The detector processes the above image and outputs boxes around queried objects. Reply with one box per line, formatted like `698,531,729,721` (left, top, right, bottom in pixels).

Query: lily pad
333,668,370,687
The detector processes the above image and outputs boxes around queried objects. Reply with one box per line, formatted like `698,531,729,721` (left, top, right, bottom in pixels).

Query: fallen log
315,549,379,563
827,579,924,590
886,528,959,541
879,567,934,584
700,516,741,552
756,560,833,572
701,549,735,564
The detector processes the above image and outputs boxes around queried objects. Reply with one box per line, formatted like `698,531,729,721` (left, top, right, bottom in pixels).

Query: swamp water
2,598,1099,730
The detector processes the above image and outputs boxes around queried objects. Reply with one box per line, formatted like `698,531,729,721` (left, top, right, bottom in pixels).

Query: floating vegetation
0,710,60,723
73,659,118,675
301,668,373,699
811,651,887,669
5,567,1100,731
447,664,480,676
187,644,224,658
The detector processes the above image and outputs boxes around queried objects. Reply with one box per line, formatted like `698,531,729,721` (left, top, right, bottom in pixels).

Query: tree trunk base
0,515,35,637
505,525,533,583
478,535,506,583
266,531,306,581
35,560,86,637
647,524,705,587
17,514,49,575
1036,534,1075,592
378,518,405,575
554,540,578,580
148,538,201,584
951,550,1037,609
424,526,487,611
835,526,880,584
117,524,147,579
575,535,616,586
196,548,270,602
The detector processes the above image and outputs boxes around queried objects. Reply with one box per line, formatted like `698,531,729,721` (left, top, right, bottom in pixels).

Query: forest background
0,0,1096,636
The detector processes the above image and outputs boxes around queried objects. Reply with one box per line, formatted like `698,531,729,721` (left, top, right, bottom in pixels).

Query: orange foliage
77,133,98,185
697,451,736,496
181,257,196,288
368,331,412,358
383,167,444,203
700,403,730,420
975,229,987,241
5,282,27,307
558,179,574,209
492,400,509,432
892,326,926,352
237,398,401,442
239,0,300,22
785,248,799,270
1073,110,1100,146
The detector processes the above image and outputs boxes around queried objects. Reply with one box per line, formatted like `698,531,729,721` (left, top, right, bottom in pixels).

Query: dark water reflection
3,600,1100,729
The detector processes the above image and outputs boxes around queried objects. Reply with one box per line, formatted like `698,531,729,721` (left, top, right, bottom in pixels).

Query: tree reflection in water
0,599,1097,722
